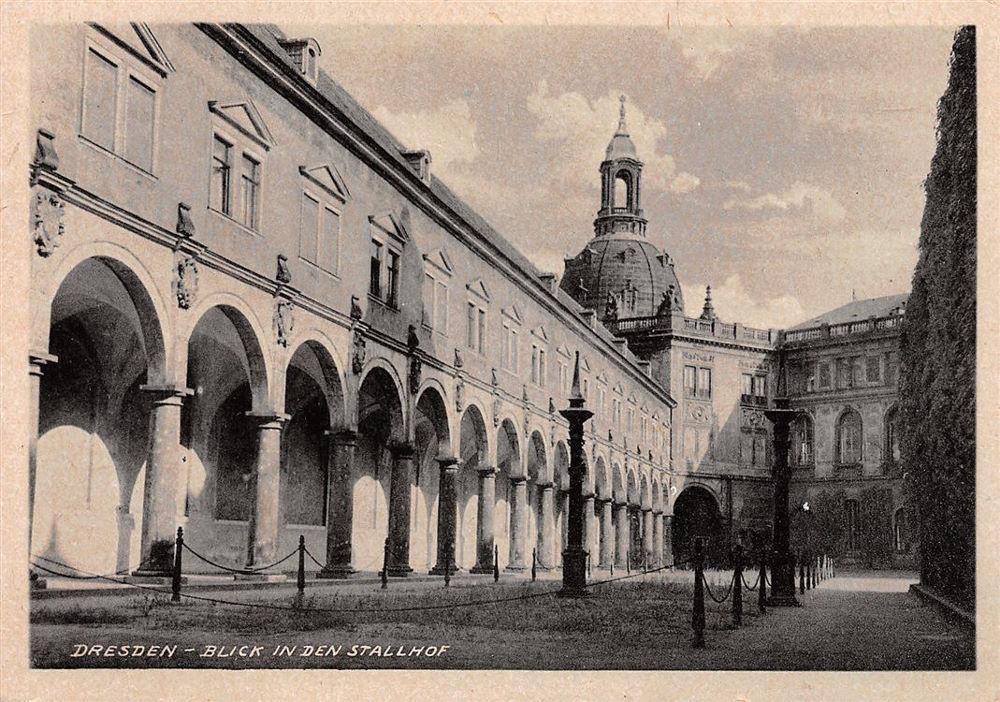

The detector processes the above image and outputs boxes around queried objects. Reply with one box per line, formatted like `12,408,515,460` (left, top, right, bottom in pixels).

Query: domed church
561,96,685,321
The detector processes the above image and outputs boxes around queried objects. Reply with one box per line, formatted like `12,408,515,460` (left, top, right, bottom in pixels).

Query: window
582,378,589,399
298,192,341,275
752,375,766,397
818,362,831,389
466,303,486,353
805,362,817,392
837,358,852,389
885,408,901,464
845,499,861,551
866,355,881,383
369,239,383,298
837,409,863,464
502,323,519,372
850,356,863,387
422,272,449,332
627,407,634,434
697,368,712,399
741,373,753,396
211,135,232,215
386,250,400,307
598,387,606,414
885,352,899,386
792,415,814,466
81,44,159,172
893,508,909,553
530,344,541,385
752,433,767,466
683,366,697,398
559,361,568,394
612,398,621,429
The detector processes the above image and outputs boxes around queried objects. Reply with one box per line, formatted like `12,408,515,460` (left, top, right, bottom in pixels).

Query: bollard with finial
806,552,812,591
531,548,537,582
692,538,706,649
799,553,805,595
493,544,499,583
171,526,184,603
758,554,767,614
381,537,389,590
732,543,743,627
296,535,306,600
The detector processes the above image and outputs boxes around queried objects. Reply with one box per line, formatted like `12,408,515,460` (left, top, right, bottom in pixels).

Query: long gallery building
27,22,915,581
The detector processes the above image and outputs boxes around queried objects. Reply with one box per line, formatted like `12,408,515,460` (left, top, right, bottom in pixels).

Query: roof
788,293,909,330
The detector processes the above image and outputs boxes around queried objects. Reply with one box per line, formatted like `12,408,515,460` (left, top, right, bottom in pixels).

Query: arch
836,407,863,465
286,339,346,426
652,479,662,512
282,329,348,419
456,403,490,569
186,302,270,411
640,472,650,510
34,256,165,574
33,243,171,382
613,169,633,210
612,462,625,503
358,360,407,443
594,455,610,501
672,485,724,567
553,441,570,491
626,467,639,506
497,418,522,478
415,385,452,456
412,385,451,571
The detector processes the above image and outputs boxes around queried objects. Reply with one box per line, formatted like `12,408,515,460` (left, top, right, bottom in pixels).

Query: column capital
477,465,497,477
535,481,555,490
597,496,613,504
641,506,652,514
141,384,194,404
29,350,58,371
390,442,415,459
325,428,358,446
246,411,290,430
436,455,459,469
613,498,627,508
653,508,663,516
509,475,527,485
581,491,596,501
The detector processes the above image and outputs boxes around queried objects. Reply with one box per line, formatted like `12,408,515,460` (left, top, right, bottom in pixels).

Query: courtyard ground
28,568,973,670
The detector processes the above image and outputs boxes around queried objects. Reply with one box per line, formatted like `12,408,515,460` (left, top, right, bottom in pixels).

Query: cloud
525,81,696,195
723,181,846,222
684,274,806,329
371,97,479,175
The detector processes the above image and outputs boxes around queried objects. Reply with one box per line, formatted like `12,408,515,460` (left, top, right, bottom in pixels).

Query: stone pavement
686,570,975,670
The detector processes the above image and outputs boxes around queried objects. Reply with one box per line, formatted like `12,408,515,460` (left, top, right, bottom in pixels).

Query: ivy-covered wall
899,26,976,613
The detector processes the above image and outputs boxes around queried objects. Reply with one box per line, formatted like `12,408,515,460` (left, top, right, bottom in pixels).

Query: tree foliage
898,26,976,612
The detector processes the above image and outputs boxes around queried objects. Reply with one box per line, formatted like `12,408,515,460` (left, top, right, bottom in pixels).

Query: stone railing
607,314,777,345
782,313,904,344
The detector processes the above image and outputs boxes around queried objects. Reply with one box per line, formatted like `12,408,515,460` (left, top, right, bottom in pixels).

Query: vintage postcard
1,1,996,700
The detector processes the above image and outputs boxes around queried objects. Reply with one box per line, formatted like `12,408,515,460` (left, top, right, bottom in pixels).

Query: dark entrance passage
672,486,725,567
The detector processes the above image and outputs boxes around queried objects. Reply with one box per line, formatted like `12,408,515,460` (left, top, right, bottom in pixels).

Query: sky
286,23,957,328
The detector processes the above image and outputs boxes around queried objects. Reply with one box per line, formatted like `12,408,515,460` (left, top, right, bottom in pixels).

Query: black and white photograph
0,2,993,700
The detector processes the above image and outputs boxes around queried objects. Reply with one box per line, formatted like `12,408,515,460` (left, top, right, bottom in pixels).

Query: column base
316,565,356,579
558,585,591,598
535,564,555,572
470,564,494,574
386,566,413,577
429,563,461,576
233,572,287,582
504,564,528,573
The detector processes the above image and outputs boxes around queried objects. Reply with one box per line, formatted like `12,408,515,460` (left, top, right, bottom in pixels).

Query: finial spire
617,94,628,134
700,284,716,321
570,350,583,401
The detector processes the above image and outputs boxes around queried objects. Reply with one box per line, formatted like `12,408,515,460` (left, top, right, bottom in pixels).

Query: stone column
642,507,654,567
614,501,629,568
431,456,460,575
318,429,356,578
581,492,596,569
246,414,287,568
653,509,664,567
470,466,496,573
386,442,415,576
598,498,614,569
27,352,57,558
537,482,554,569
132,385,191,576
506,476,528,571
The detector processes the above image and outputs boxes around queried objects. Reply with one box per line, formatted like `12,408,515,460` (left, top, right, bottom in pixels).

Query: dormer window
278,37,322,84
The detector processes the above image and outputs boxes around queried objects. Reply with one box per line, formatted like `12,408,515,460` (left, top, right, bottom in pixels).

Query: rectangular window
683,366,697,398
124,76,155,171
83,48,118,151
299,193,320,263
321,207,340,273
435,281,448,331
211,135,232,215
466,303,476,348
838,358,852,388
845,500,861,551
741,373,753,396
477,309,486,354
866,355,881,383
851,356,863,387
559,362,568,394
369,239,383,298
697,368,712,399
819,362,831,389
538,349,546,386
531,345,539,384
239,154,260,229
386,250,400,307
752,375,766,397
424,273,436,327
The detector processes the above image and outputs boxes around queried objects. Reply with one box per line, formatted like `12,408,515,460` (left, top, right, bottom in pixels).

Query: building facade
27,22,914,583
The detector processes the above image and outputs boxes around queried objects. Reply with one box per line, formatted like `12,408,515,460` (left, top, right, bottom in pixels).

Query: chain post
732,543,743,627
758,554,767,614
799,552,805,595
493,544,499,583
692,538,705,649
171,526,184,603
381,537,389,590
297,535,306,597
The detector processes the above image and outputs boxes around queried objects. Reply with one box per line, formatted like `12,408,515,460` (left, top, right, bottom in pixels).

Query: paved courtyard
28,569,973,670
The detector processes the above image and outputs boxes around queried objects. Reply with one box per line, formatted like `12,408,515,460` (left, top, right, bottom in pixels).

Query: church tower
595,96,647,238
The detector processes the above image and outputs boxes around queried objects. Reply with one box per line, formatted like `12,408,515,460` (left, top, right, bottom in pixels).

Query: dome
561,232,684,319
605,133,637,161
